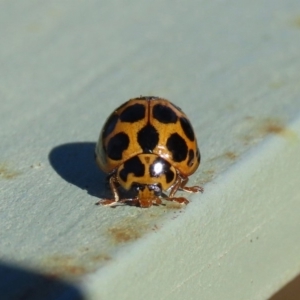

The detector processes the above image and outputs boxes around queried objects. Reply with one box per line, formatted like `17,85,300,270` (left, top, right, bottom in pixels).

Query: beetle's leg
164,174,203,205
168,175,182,198
97,175,143,207
97,174,124,206
179,177,204,193
163,175,189,204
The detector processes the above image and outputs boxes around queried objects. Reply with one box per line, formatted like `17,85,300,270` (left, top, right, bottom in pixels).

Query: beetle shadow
49,142,112,199
0,261,84,300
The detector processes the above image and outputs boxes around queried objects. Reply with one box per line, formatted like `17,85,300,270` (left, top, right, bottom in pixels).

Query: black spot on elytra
153,104,178,124
106,132,129,160
119,103,145,123
180,117,195,141
119,156,145,182
166,133,188,162
187,149,195,167
137,124,159,153
102,114,119,139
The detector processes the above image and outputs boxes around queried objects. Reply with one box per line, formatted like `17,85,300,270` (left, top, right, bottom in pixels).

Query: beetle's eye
148,184,162,196
131,183,145,191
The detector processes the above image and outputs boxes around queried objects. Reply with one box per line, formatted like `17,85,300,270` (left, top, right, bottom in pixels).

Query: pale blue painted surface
0,1,300,299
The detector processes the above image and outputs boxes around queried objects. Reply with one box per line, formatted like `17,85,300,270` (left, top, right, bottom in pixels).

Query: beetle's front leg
97,174,143,207
97,174,123,206
164,173,203,205
179,176,204,193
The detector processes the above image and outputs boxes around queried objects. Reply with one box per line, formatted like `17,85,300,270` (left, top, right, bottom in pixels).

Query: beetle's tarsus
164,196,189,205
181,185,204,193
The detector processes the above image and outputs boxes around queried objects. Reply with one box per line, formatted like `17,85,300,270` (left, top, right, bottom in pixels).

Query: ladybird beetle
95,96,203,207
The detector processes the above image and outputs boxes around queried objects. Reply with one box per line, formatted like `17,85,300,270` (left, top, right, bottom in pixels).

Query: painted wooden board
0,1,300,299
